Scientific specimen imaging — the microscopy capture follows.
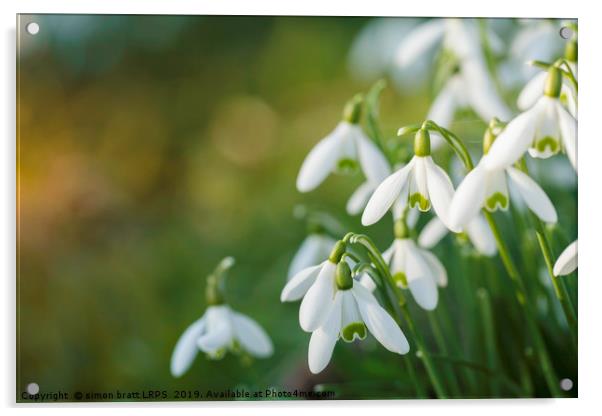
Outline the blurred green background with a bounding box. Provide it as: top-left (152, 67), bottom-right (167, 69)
top-left (17, 15), bottom-right (576, 401)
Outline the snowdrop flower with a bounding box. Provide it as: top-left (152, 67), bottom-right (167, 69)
top-left (381, 219), bottom-right (447, 311)
top-left (362, 128), bottom-right (457, 231)
top-left (518, 40), bottom-right (578, 117)
top-left (281, 241), bottom-right (345, 332)
top-left (394, 18), bottom-right (499, 69)
top-left (394, 18), bottom-right (510, 147)
top-left (553, 240), bottom-right (578, 276)
top-left (418, 215), bottom-right (497, 256)
top-left (450, 122), bottom-right (558, 230)
top-left (288, 231), bottom-right (337, 280)
top-left (308, 261), bottom-right (409, 374)
top-left (484, 67), bottom-right (577, 171)
top-left (170, 258), bottom-right (273, 378)
top-left (296, 95), bottom-right (389, 193)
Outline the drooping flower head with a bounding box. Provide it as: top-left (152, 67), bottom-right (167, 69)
top-left (484, 66), bottom-right (577, 172)
top-left (296, 95), bottom-right (390, 193)
top-left (381, 218), bottom-right (447, 311)
top-left (362, 127), bottom-right (458, 231)
top-left (308, 261), bottom-right (410, 374)
top-left (170, 257), bottom-right (273, 378)
top-left (394, 18), bottom-right (510, 149)
top-left (450, 119), bottom-right (558, 230)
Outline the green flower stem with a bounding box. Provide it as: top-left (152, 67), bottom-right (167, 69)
top-left (365, 79), bottom-right (391, 161)
top-left (428, 354), bottom-right (526, 397)
top-left (428, 312), bottom-right (462, 396)
top-left (532, 217), bottom-right (578, 347)
top-left (516, 159), bottom-right (578, 345)
top-left (484, 212), bottom-right (563, 397)
top-left (559, 59), bottom-right (578, 93)
top-left (433, 126), bottom-right (563, 397)
top-left (425, 122), bottom-right (474, 170)
top-left (399, 307), bottom-right (448, 399)
top-left (476, 288), bottom-right (501, 397)
top-left (349, 233), bottom-right (448, 398)
top-left (404, 355), bottom-right (427, 398)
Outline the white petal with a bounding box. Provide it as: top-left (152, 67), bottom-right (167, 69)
top-left (288, 235), bottom-right (326, 279)
top-left (553, 240), bottom-right (578, 276)
top-left (483, 106), bottom-right (538, 170)
top-left (427, 76), bottom-right (461, 128)
top-left (362, 160), bottom-right (414, 226)
top-left (405, 243), bottom-right (439, 310)
top-left (529, 97), bottom-right (562, 159)
top-left (389, 239), bottom-right (406, 276)
top-left (170, 316), bottom-right (206, 377)
top-left (449, 164), bottom-right (487, 229)
top-left (281, 263), bottom-right (322, 302)
top-left (465, 215), bottom-right (497, 256)
top-left (296, 124), bottom-right (346, 192)
top-left (231, 311), bottom-right (274, 358)
top-left (394, 19), bottom-right (445, 68)
top-left (308, 292), bottom-right (343, 374)
top-left (381, 241), bottom-right (395, 264)
top-left (557, 102), bottom-right (577, 171)
top-left (358, 273), bottom-right (377, 292)
top-left (352, 285), bottom-right (410, 354)
top-left (517, 72), bottom-right (546, 110)
top-left (355, 130), bottom-right (391, 183)
top-left (340, 291), bottom-right (366, 342)
top-left (409, 157), bottom-right (429, 210)
top-left (299, 261), bottom-right (336, 332)
top-left (506, 167), bottom-right (558, 223)
top-left (418, 217), bottom-right (448, 249)
top-left (419, 248), bottom-right (448, 287)
top-left (346, 182), bottom-right (375, 215)
top-left (197, 322), bottom-right (232, 354)
top-left (423, 156), bottom-right (458, 231)
top-left (464, 59), bottom-right (512, 121)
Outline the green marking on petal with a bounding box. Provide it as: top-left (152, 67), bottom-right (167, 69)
top-left (336, 158), bottom-right (359, 175)
top-left (409, 193), bottom-right (430, 211)
top-left (485, 192), bottom-right (509, 211)
top-left (341, 322), bottom-right (367, 343)
top-left (535, 137), bottom-right (560, 154)
top-left (206, 347), bottom-right (227, 360)
top-left (393, 271), bottom-right (408, 288)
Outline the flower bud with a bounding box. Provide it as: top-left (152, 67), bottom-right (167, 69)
top-left (335, 261), bottom-right (353, 290)
top-left (544, 67), bottom-right (563, 98)
top-left (328, 240), bottom-right (347, 264)
top-left (342, 94), bottom-right (363, 124)
top-left (414, 128), bottom-right (431, 157)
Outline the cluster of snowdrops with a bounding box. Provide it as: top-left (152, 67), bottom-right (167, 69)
top-left (169, 19), bottom-right (577, 398)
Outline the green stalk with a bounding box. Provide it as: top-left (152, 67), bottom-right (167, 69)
top-left (516, 159), bottom-right (578, 345)
top-left (349, 234), bottom-right (449, 399)
top-left (425, 124), bottom-right (563, 397)
top-left (532, 217), bottom-right (578, 346)
top-left (404, 355), bottom-right (427, 398)
top-left (428, 312), bottom-right (462, 396)
top-left (476, 288), bottom-right (501, 397)
top-left (484, 212), bottom-right (563, 397)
